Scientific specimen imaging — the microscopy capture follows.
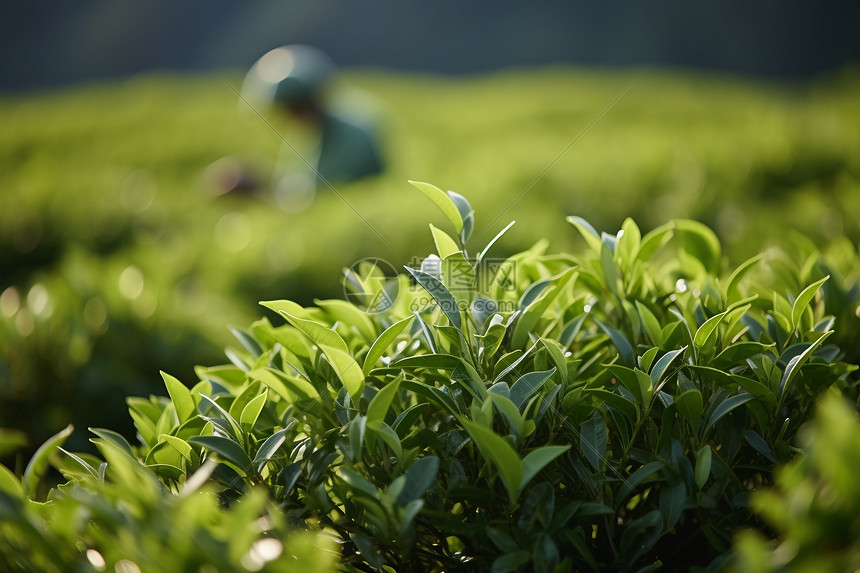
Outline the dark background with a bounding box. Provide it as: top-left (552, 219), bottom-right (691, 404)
top-left (2, 0), bottom-right (858, 91)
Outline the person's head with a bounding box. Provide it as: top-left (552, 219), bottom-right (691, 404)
top-left (242, 45), bottom-right (335, 122)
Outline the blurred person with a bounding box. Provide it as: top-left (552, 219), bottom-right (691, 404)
top-left (228, 44), bottom-right (384, 211)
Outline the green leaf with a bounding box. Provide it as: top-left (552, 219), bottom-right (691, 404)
top-left (540, 339), bottom-right (568, 384)
top-left (197, 394), bottom-right (244, 444)
top-left (57, 447), bottom-right (100, 481)
top-left (480, 321), bottom-right (507, 357)
top-left (401, 380), bottom-right (461, 416)
top-left (600, 243), bottom-right (621, 296)
top-left (477, 220), bottom-right (516, 264)
top-left (229, 326), bottom-right (263, 358)
top-left (447, 190), bottom-right (475, 242)
top-left (239, 390), bottom-right (268, 431)
top-left (368, 422), bottom-right (403, 458)
top-left (264, 298), bottom-right (315, 325)
top-left (392, 353), bottom-right (461, 371)
top-left (675, 389), bottom-right (704, 428)
top-left (512, 269), bottom-right (577, 349)
top-left (461, 420), bottom-right (523, 503)
top-left (659, 480), bottom-right (686, 529)
top-left (723, 253), bottom-right (763, 303)
top-left (650, 347), bottom-right (685, 388)
top-left (493, 342), bottom-right (537, 384)
top-left (595, 317), bottom-right (635, 367)
top-left (489, 393), bottom-right (526, 438)
top-left (338, 467), bottom-right (379, 498)
top-left (362, 315), bottom-right (414, 375)
top-left (393, 403), bottom-right (429, 436)
top-left (509, 368), bottom-right (556, 409)
top-left (160, 435), bottom-right (195, 464)
top-left (636, 302), bottom-right (664, 347)
top-left (580, 411), bottom-right (607, 472)
top-left (567, 216), bottom-right (604, 253)
top-left (229, 379), bottom-right (263, 421)
top-left (252, 427), bottom-right (290, 472)
top-left (441, 252), bottom-right (476, 313)
top-left (693, 311), bottom-right (727, 350)
top-left (413, 310), bottom-right (438, 352)
top-left (491, 551), bottom-right (531, 573)
top-left (635, 222), bottom-right (674, 262)
top-left (367, 373), bottom-right (403, 427)
top-left (701, 392), bottom-right (755, 438)
top-left (777, 330), bottom-right (833, 406)
top-left (617, 461), bottom-right (663, 504)
top-left (620, 510), bottom-right (664, 562)
top-left (278, 310), bottom-right (365, 402)
top-left (639, 347), bottom-right (660, 375)
top-left (731, 374), bottom-right (774, 399)
top-left (694, 446), bottom-right (712, 489)
top-left (743, 429), bottom-right (778, 464)
top-left (89, 427), bottom-right (135, 458)
top-left (790, 276), bottom-right (829, 331)
top-left (617, 218), bottom-right (642, 267)
top-left (712, 342), bottom-right (774, 369)
top-left (0, 465), bottom-right (22, 496)
top-left (249, 368), bottom-right (318, 403)
top-left (519, 280), bottom-right (550, 309)
top-left (607, 365), bottom-right (649, 405)
top-left (520, 446), bottom-right (570, 494)
top-left (188, 435), bottom-right (252, 474)
top-left (585, 389), bottom-right (638, 423)
top-left (161, 371), bottom-right (195, 423)
top-left (128, 407), bottom-right (157, 449)
top-left (409, 180), bottom-right (463, 233)
top-left (315, 298), bottom-right (377, 342)
top-left (397, 456), bottom-right (440, 505)
top-left (430, 223), bottom-right (461, 259)
top-left (675, 219), bottom-right (721, 273)
top-left (405, 266), bottom-right (462, 329)
top-left (24, 424), bottom-right (73, 497)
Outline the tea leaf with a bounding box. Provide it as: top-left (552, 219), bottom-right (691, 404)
top-left (520, 446), bottom-right (570, 494)
top-left (509, 368), bottom-right (556, 409)
top-left (409, 180), bottom-right (463, 233)
top-left (278, 310), bottom-right (365, 402)
top-left (24, 424), bottom-right (73, 498)
top-left (362, 315), bottom-right (414, 375)
top-left (405, 266), bottom-right (462, 329)
top-left (790, 276), bottom-right (829, 331)
top-left (367, 373), bottom-right (403, 427)
top-left (461, 420), bottom-right (523, 503)
top-left (429, 224), bottom-right (461, 259)
top-left (162, 371), bottom-right (195, 424)
top-left (580, 411), bottom-right (607, 472)
top-left (188, 435), bottom-right (252, 473)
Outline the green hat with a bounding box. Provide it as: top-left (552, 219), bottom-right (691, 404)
top-left (242, 45), bottom-right (335, 108)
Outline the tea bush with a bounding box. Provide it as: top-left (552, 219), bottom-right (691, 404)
top-left (3, 184), bottom-right (856, 571)
top-left (0, 426), bottom-right (337, 572)
top-left (3, 69), bottom-right (860, 451)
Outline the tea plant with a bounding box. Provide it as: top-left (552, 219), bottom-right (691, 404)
top-left (0, 425), bottom-right (337, 572)
top-left (730, 392), bottom-right (860, 572)
top-left (3, 69), bottom-right (860, 457)
top-left (2, 183), bottom-right (857, 571)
